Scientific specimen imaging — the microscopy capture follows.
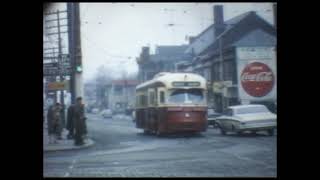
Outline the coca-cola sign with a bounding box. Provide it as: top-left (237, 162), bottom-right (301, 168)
top-left (241, 62), bottom-right (275, 97)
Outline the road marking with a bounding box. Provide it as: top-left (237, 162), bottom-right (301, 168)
top-left (64, 159), bottom-right (77, 177)
top-left (217, 149), bottom-right (272, 168)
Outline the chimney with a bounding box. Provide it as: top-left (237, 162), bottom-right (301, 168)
top-left (189, 36), bottom-right (196, 44)
top-left (142, 46), bottom-right (150, 56)
top-left (141, 46), bottom-right (150, 62)
top-left (213, 5), bottom-right (225, 38)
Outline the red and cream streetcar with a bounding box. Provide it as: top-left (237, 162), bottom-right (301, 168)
top-left (135, 72), bottom-right (208, 136)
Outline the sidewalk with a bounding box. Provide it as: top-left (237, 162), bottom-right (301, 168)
top-left (43, 123), bottom-right (95, 152)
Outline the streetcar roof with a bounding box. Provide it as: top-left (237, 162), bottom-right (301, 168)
top-left (136, 72), bottom-right (207, 90)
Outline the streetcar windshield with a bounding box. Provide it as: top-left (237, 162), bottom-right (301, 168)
top-left (169, 89), bottom-right (186, 103)
top-left (168, 89), bottom-right (204, 104)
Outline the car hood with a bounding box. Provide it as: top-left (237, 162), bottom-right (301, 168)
top-left (235, 113), bottom-right (277, 122)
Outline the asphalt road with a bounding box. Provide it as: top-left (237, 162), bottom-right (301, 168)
top-left (43, 113), bottom-right (277, 177)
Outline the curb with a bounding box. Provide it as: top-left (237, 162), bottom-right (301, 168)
top-left (43, 138), bottom-right (95, 152)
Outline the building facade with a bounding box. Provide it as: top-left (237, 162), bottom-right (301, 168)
top-left (177, 5), bottom-right (277, 112)
top-left (137, 45), bottom-right (193, 83)
top-left (106, 80), bottom-right (139, 113)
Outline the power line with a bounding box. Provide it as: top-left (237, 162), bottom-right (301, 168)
top-left (82, 32), bottom-right (133, 60)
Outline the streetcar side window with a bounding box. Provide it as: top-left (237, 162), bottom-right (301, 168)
top-left (136, 96), bottom-right (140, 107)
top-left (142, 95), bottom-right (147, 107)
top-left (149, 91), bottom-right (155, 106)
top-left (160, 91), bottom-right (165, 103)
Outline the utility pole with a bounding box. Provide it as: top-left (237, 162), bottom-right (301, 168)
top-left (68, 3), bottom-right (83, 104)
top-left (57, 10), bottom-right (65, 106)
top-left (67, 3), bottom-right (75, 104)
top-left (219, 37), bottom-right (225, 111)
top-left (123, 71), bottom-right (129, 110)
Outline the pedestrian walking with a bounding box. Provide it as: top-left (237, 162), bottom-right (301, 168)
top-left (73, 97), bottom-right (87, 146)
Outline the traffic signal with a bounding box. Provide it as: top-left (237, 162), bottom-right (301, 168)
top-left (76, 65), bottom-right (82, 73)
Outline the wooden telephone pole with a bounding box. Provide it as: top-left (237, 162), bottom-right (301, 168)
top-left (67, 2), bottom-right (83, 104)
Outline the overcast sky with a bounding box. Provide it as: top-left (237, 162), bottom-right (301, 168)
top-left (44, 3), bottom-right (275, 82)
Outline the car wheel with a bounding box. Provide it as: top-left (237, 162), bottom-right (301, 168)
top-left (267, 129), bottom-right (274, 136)
top-left (251, 131), bottom-right (257, 135)
top-left (220, 128), bottom-right (226, 135)
top-left (231, 125), bottom-right (236, 132)
top-left (155, 129), bottom-right (161, 137)
top-left (155, 125), bottom-right (163, 137)
top-left (237, 131), bottom-right (244, 135)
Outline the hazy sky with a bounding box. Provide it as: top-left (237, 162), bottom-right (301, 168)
top-left (44, 3), bottom-right (274, 82)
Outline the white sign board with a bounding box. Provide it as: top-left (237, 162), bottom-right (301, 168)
top-left (236, 47), bottom-right (277, 102)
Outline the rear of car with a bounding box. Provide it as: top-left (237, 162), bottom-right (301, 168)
top-left (101, 109), bottom-right (113, 118)
top-left (207, 108), bottom-right (221, 127)
top-left (216, 105), bottom-right (277, 136)
top-left (236, 115), bottom-right (276, 134)
top-left (92, 108), bottom-right (99, 114)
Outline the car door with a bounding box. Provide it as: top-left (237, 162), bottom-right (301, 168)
top-left (224, 109), bottom-right (235, 131)
top-left (217, 109), bottom-right (232, 130)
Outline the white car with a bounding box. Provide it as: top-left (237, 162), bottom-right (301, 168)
top-left (101, 109), bottom-right (112, 118)
top-left (91, 108), bottom-right (99, 114)
top-left (215, 104), bottom-right (277, 136)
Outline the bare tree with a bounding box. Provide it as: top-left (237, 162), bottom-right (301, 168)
top-left (94, 65), bottom-right (113, 109)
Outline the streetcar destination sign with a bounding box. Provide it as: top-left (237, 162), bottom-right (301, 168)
top-left (172, 82), bottom-right (200, 87)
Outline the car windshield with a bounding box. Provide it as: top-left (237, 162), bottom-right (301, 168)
top-left (236, 106), bottom-right (269, 114)
top-left (168, 89), bottom-right (204, 104)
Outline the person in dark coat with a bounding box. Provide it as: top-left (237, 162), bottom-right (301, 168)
top-left (56, 104), bottom-right (65, 140)
top-left (66, 104), bottom-right (75, 139)
top-left (47, 103), bottom-right (62, 144)
top-left (47, 104), bottom-right (54, 143)
top-left (73, 97), bottom-right (87, 146)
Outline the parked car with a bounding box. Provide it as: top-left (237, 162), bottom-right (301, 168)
top-left (113, 108), bottom-right (125, 115)
top-left (207, 108), bottom-right (222, 128)
top-left (101, 109), bottom-right (112, 118)
top-left (215, 104), bottom-right (277, 136)
top-left (85, 106), bottom-right (92, 113)
top-left (91, 108), bottom-right (99, 114)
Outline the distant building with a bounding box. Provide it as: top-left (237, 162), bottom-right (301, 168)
top-left (137, 45), bottom-right (193, 83)
top-left (177, 5), bottom-right (277, 112)
top-left (106, 79), bottom-right (139, 113)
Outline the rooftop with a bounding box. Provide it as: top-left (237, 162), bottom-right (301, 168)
top-left (156, 45), bottom-right (189, 55)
